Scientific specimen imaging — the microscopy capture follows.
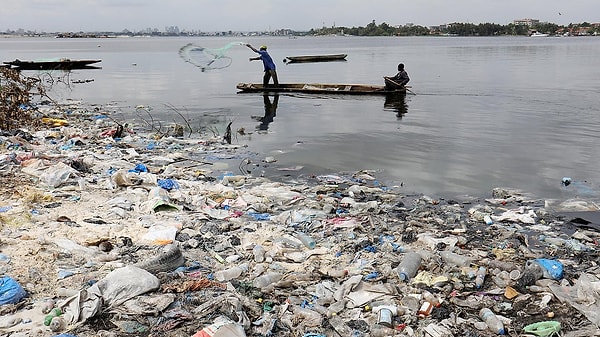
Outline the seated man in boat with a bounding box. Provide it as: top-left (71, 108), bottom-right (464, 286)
top-left (384, 63), bottom-right (410, 90)
top-left (246, 44), bottom-right (279, 88)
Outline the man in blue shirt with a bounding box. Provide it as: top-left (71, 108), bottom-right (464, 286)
top-left (246, 44), bottom-right (279, 88)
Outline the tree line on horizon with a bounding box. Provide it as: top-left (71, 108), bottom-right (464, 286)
top-left (308, 20), bottom-right (599, 36)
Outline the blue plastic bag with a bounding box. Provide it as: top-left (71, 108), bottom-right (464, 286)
top-left (0, 276), bottom-right (27, 305)
top-left (129, 163), bottom-right (148, 173)
top-left (535, 258), bottom-right (564, 280)
top-left (157, 179), bottom-right (179, 191)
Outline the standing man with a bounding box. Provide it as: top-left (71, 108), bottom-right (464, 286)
top-left (246, 44), bottom-right (279, 88)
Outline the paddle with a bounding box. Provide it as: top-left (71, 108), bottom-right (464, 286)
top-left (383, 77), bottom-right (416, 95)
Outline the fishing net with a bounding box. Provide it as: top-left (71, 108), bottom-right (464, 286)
top-left (179, 41), bottom-right (245, 72)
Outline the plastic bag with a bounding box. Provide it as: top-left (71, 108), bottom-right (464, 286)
top-left (549, 273), bottom-right (600, 326)
top-left (0, 276), bottom-right (27, 305)
top-left (523, 321), bottom-right (561, 337)
top-left (157, 178), bottom-right (179, 190)
top-left (40, 162), bottom-right (78, 188)
top-left (535, 258), bottom-right (564, 280)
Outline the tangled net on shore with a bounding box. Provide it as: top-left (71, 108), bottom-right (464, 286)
top-left (179, 41), bottom-right (245, 72)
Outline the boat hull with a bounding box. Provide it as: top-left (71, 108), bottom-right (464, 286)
top-left (236, 83), bottom-right (406, 95)
top-left (284, 54), bottom-right (347, 63)
top-left (3, 59), bottom-right (102, 70)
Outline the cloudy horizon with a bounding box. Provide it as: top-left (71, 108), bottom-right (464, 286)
top-left (1, 0), bottom-right (598, 33)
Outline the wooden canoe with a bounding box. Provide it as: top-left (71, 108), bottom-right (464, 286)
top-left (3, 59), bottom-right (101, 70)
top-left (236, 83), bottom-right (407, 95)
top-left (284, 54), bottom-right (347, 63)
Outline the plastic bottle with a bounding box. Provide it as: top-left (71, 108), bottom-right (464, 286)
top-left (396, 252), bottom-right (422, 281)
top-left (214, 263), bottom-right (247, 282)
top-left (475, 266), bottom-right (487, 288)
top-left (44, 307), bottom-right (62, 326)
top-left (515, 260), bottom-right (544, 291)
top-left (479, 308), bottom-right (505, 335)
top-left (294, 232), bottom-right (316, 249)
top-left (487, 259), bottom-right (517, 271)
top-left (440, 250), bottom-right (472, 267)
top-left (422, 291), bottom-right (440, 307)
top-left (252, 244), bottom-right (266, 263)
top-left (253, 272), bottom-right (283, 289)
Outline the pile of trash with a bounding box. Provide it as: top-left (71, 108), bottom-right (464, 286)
top-left (1, 102), bottom-right (599, 337)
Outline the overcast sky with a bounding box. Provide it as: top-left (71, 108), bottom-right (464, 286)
top-left (2, 0), bottom-right (598, 32)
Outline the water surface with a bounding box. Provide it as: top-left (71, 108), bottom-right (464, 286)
top-left (2, 36), bottom-right (599, 200)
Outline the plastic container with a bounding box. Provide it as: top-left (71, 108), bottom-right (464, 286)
top-left (294, 232), bottom-right (316, 249)
top-left (253, 272), bottom-right (282, 289)
top-left (480, 308), bottom-right (505, 335)
top-left (440, 250), bottom-right (472, 267)
top-left (417, 301), bottom-right (434, 318)
top-left (377, 308), bottom-right (393, 327)
top-left (475, 266), bottom-right (487, 288)
top-left (396, 252), bottom-right (422, 281)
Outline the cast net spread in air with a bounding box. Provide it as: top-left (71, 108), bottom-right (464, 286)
top-left (179, 42), bottom-right (245, 71)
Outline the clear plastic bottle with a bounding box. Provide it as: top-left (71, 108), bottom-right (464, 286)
top-left (422, 290), bottom-right (440, 307)
top-left (253, 244), bottom-right (266, 263)
top-left (214, 263), bottom-right (247, 282)
top-left (487, 259), bottom-right (517, 271)
top-left (475, 266), bottom-right (487, 288)
top-left (440, 250), bottom-right (472, 267)
top-left (295, 232), bottom-right (316, 249)
top-left (479, 308), bottom-right (505, 335)
top-left (253, 272), bottom-right (283, 289)
top-left (396, 252), bottom-right (422, 281)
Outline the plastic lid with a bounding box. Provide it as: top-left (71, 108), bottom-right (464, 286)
top-left (398, 272), bottom-right (408, 281)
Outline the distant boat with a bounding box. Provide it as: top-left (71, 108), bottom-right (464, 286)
top-left (3, 58), bottom-right (101, 70)
top-left (530, 32), bottom-right (549, 37)
top-left (284, 54), bottom-right (347, 63)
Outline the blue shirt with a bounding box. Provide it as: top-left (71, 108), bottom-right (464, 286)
top-left (257, 50), bottom-right (276, 71)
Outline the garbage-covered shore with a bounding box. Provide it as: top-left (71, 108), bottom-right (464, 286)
top-left (1, 101), bottom-right (600, 337)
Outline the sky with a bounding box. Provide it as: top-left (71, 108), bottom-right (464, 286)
top-left (1, 0), bottom-right (598, 33)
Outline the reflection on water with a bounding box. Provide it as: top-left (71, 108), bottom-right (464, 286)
top-left (256, 93), bottom-right (279, 130)
top-left (383, 93), bottom-right (408, 119)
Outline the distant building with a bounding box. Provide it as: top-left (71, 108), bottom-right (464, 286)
top-left (513, 18), bottom-right (540, 26)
